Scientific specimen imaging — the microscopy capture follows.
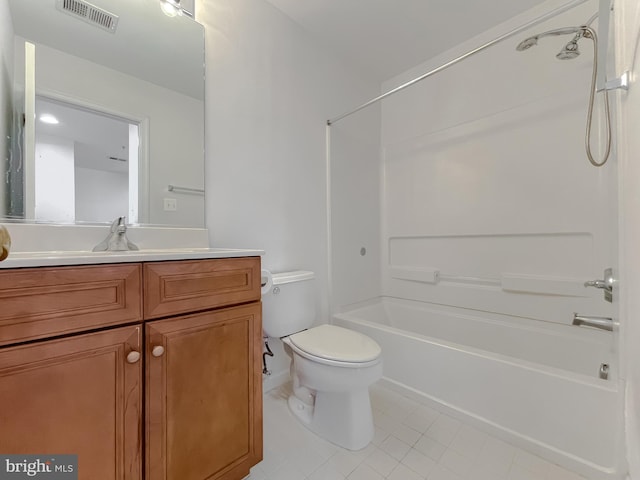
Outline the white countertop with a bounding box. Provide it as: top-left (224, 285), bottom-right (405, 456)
top-left (0, 248), bottom-right (265, 269)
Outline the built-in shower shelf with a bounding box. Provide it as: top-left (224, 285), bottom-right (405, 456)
top-left (501, 273), bottom-right (588, 297)
top-left (390, 267), bottom-right (439, 284)
top-left (389, 267), bottom-right (588, 297)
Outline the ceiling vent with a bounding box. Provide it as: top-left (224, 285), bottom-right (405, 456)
top-left (56, 0), bottom-right (119, 33)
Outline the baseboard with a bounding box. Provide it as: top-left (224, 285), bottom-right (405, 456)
top-left (378, 377), bottom-right (626, 480)
top-left (262, 368), bottom-right (290, 393)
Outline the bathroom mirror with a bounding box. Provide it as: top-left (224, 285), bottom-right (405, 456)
top-left (1, 0), bottom-right (205, 227)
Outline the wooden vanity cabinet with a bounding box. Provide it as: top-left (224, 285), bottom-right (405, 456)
top-left (0, 256), bottom-right (263, 480)
top-left (0, 324), bottom-right (143, 480)
top-left (144, 257), bottom-right (263, 480)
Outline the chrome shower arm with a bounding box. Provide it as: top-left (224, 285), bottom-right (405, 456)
top-left (536, 26), bottom-right (583, 37)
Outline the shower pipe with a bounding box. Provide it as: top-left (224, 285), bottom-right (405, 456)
top-left (326, 0), bottom-right (589, 126)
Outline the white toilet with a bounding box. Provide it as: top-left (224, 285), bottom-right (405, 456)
top-left (262, 270), bottom-right (383, 451)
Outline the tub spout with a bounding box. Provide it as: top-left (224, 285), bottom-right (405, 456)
top-left (572, 314), bottom-right (615, 331)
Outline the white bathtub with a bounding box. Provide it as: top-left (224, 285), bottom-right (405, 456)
top-left (332, 297), bottom-right (625, 479)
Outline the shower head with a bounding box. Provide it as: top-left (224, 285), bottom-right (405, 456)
top-left (556, 34), bottom-right (582, 59)
top-left (556, 47), bottom-right (580, 60)
top-left (516, 36), bottom-right (538, 51)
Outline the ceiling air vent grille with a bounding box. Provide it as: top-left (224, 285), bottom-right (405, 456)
top-left (56, 0), bottom-right (119, 33)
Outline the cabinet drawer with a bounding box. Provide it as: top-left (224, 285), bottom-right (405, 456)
top-left (143, 257), bottom-right (260, 319)
top-left (0, 263), bottom-right (142, 346)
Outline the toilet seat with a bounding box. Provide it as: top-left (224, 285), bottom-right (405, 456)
top-left (287, 324), bottom-right (381, 368)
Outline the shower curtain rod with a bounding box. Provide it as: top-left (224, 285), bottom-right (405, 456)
top-left (327, 0), bottom-right (588, 126)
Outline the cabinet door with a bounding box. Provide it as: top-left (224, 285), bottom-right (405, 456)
top-left (146, 303), bottom-right (263, 480)
top-left (0, 325), bottom-right (142, 480)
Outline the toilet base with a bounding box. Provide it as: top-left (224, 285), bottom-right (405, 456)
top-left (287, 388), bottom-right (375, 451)
top-left (288, 394), bottom-right (314, 426)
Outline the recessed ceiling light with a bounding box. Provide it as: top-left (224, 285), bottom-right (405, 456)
top-left (39, 114), bottom-right (59, 125)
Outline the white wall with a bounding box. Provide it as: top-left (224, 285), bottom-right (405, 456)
top-left (75, 167), bottom-right (128, 223)
top-left (198, 0), bottom-right (380, 387)
top-left (329, 109), bottom-right (382, 310)
top-left (615, 0), bottom-right (640, 477)
top-left (32, 44), bottom-right (204, 226)
top-left (0, 0), bottom-right (13, 215)
top-left (34, 134), bottom-right (75, 222)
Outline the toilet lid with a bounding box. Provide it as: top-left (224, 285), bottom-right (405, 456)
top-left (289, 324), bottom-right (381, 363)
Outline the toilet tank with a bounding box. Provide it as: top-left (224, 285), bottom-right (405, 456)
top-left (262, 270), bottom-right (316, 338)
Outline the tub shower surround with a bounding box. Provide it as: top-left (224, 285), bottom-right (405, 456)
top-left (327, 1), bottom-right (621, 477)
top-left (333, 298), bottom-right (621, 479)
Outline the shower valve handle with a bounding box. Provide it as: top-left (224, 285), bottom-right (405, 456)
top-left (584, 268), bottom-right (614, 303)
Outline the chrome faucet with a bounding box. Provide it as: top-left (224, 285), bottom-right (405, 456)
top-left (92, 216), bottom-right (139, 252)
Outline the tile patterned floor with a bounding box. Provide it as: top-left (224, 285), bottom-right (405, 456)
top-left (248, 382), bottom-right (588, 480)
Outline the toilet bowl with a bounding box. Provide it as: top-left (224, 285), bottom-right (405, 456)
top-left (283, 324), bottom-right (382, 450)
top-left (261, 270), bottom-right (383, 450)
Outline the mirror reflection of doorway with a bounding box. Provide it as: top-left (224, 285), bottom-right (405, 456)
top-left (34, 96), bottom-right (139, 223)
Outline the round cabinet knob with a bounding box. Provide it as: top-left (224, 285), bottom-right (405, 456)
top-left (126, 351), bottom-right (141, 364)
top-left (152, 345), bottom-right (165, 357)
